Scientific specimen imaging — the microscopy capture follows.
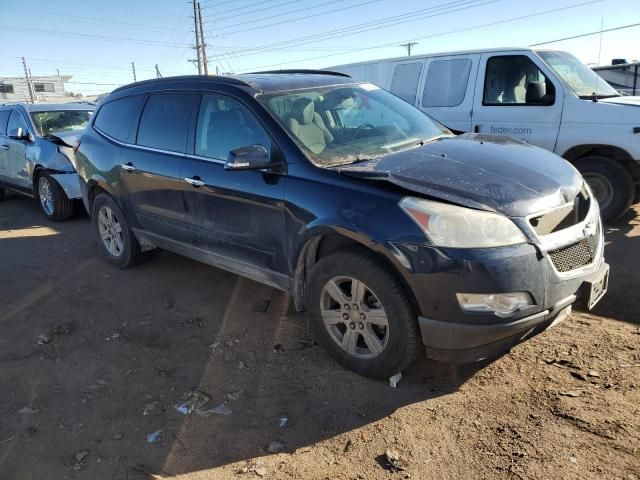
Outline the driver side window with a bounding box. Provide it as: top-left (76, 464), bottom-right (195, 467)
top-left (483, 55), bottom-right (554, 106)
top-left (7, 110), bottom-right (28, 134)
top-left (195, 94), bottom-right (270, 161)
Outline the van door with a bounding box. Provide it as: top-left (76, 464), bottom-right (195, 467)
top-left (472, 52), bottom-right (562, 150)
top-left (419, 54), bottom-right (478, 132)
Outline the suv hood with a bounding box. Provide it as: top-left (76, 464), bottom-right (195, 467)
top-left (337, 134), bottom-right (583, 217)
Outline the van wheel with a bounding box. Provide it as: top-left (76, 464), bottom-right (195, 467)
top-left (36, 172), bottom-right (74, 221)
top-left (575, 156), bottom-right (634, 222)
top-left (307, 247), bottom-right (421, 379)
top-left (91, 193), bottom-right (147, 268)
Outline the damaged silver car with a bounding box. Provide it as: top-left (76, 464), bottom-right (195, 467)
top-left (0, 102), bottom-right (94, 220)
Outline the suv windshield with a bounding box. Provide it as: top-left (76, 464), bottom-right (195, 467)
top-left (258, 83), bottom-right (450, 167)
top-left (537, 50), bottom-right (619, 99)
top-left (30, 110), bottom-right (92, 136)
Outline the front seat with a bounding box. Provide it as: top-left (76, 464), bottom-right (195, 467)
top-left (287, 98), bottom-right (334, 154)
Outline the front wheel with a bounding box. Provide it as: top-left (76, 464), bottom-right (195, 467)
top-left (307, 248), bottom-right (421, 379)
top-left (575, 156), bottom-right (634, 222)
top-left (91, 193), bottom-right (147, 268)
top-left (36, 172), bottom-right (74, 221)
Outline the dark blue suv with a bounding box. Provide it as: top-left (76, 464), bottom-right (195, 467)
top-left (75, 72), bottom-right (608, 378)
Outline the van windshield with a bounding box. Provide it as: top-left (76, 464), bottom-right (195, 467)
top-left (537, 50), bottom-right (619, 99)
top-left (257, 83), bottom-right (450, 167)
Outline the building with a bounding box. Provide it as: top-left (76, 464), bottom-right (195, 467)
top-left (0, 74), bottom-right (75, 104)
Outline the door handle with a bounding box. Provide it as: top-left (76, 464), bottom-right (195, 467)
top-left (0, 145), bottom-right (9, 150)
top-left (184, 176), bottom-right (205, 187)
top-left (121, 163), bottom-right (136, 172)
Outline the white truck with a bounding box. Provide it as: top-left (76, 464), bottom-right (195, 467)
top-left (332, 48), bottom-right (640, 221)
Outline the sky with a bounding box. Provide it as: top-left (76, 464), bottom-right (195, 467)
top-left (0, 0), bottom-right (638, 95)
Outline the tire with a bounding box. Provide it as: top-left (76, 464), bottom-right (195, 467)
top-left (36, 171), bottom-right (74, 221)
top-left (307, 247), bottom-right (422, 379)
top-left (91, 193), bottom-right (147, 268)
top-left (574, 156), bottom-right (634, 222)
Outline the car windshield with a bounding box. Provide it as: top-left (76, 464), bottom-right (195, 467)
top-left (537, 50), bottom-right (619, 99)
top-left (30, 110), bottom-right (92, 136)
top-left (257, 83), bottom-right (450, 167)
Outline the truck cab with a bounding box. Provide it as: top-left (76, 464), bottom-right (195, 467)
top-left (332, 48), bottom-right (640, 221)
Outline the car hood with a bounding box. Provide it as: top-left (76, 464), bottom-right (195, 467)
top-left (44, 131), bottom-right (80, 148)
top-left (336, 134), bottom-right (583, 217)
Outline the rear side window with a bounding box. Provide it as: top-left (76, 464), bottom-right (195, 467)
top-left (0, 110), bottom-right (10, 135)
top-left (137, 93), bottom-right (195, 153)
top-left (422, 59), bottom-right (472, 107)
top-left (94, 95), bottom-right (143, 142)
top-left (389, 62), bottom-right (423, 104)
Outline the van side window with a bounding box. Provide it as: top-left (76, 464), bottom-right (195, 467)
top-left (7, 110), bottom-right (28, 134)
top-left (484, 55), bottom-right (555, 106)
top-left (94, 95), bottom-right (143, 142)
top-left (0, 110), bottom-right (10, 135)
top-left (195, 94), bottom-right (270, 161)
top-left (390, 63), bottom-right (423, 105)
top-left (422, 59), bottom-right (472, 107)
top-left (137, 93), bottom-right (196, 152)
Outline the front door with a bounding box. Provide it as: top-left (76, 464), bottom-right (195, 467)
top-left (181, 93), bottom-right (287, 279)
top-left (4, 109), bottom-right (32, 190)
top-left (472, 52), bottom-right (563, 151)
top-left (119, 92), bottom-right (196, 243)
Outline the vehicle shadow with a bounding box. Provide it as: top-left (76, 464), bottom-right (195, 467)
top-left (0, 195), bottom-right (484, 479)
top-left (585, 203), bottom-right (640, 324)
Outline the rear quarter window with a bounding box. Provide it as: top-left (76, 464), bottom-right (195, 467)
top-left (94, 95), bottom-right (143, 142)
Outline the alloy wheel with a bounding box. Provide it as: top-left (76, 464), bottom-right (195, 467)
top-left (320, 276), bottom-right (389, 359)
top-left (97, 206), bottom-right (124, 257)
top-left (38, 176), bottom-right (55, 216)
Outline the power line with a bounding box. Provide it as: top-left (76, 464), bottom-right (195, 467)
top-left (205, 0), bottom-right (310, 23)
top-left (529, 22), bottom-right (640, 46)
top-left (200, 0), bottom-right (282, 15)
top-left (237, 0), bottom-right (603, 71)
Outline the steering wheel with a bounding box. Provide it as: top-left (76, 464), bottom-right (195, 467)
top-left (351, 123), bottom-right (375, 140)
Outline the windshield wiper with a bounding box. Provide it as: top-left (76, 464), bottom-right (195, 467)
top-left (579, 92), bottom-right (621, 101)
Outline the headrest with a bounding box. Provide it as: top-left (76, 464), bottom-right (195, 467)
top-left (292, 98), bottom-right (315, 125)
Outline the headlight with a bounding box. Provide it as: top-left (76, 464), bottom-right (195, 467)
top-left (399, 197), bottom-right (527, 248)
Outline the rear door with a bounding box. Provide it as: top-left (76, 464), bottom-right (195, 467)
top-left (180, 92), bottom-right (287, 280)
top-left (419, 54), bottom-right (478, 132)
top-left (118, 92), bottom-right (196, 243)
top-left (472, 52), bottom-right (563, 150)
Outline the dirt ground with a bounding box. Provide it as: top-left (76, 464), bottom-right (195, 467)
top-left (0, 192), bottom-right (638, 480)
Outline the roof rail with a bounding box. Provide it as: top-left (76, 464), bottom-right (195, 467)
top-left (248, 69), bottom-right (351, 78)
top-left (111, 75), bottom-right (260, 94)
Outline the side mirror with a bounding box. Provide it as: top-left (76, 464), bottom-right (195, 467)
top-left (224, 145), bottom-right (276, 171)
top-left (8, 127), bottom-right (32, 142)
top-left (526, 82), bottom-right (554, 105)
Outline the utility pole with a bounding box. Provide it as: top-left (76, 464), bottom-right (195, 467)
top-left (197, 2), bottom-right (208, 75)
top-left (399, 42), bottom-right (418, 56)
top-left (155, 64), bottom-right (162, 78)
top-left (21, 57), bottom-right (35, 104)
top-left (131, 62), bottom-right (137, 82)
top-left (192, 0), bottom-right (202, 75)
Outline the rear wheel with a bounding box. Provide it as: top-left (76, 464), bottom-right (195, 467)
top-left (575, 156), bottom-right (634, 222)
top-left (36, 171), bottom-right (74, 221)
top-left (91, 193), bottom-right (147, 268)
top-left (307, 247), bottom-right (421, 379)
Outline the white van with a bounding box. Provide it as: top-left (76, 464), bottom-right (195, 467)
top-left (332, 48), bottom-right (640, 221)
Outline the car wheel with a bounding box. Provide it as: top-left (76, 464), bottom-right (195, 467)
top-left (91, 193), bottom-right (147, 268)
top-left (575, 156), bottom-right (634, 222)
top-left (307, 247), bottom-right (421, 379)
top-left (36, 172), bottom-right (74, 221)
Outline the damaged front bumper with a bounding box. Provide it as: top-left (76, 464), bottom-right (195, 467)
top-left (51, 173), bottom-right (82, 199)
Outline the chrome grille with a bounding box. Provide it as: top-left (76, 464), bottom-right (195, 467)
top-left (548, 229), bottom-right (600, 273)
